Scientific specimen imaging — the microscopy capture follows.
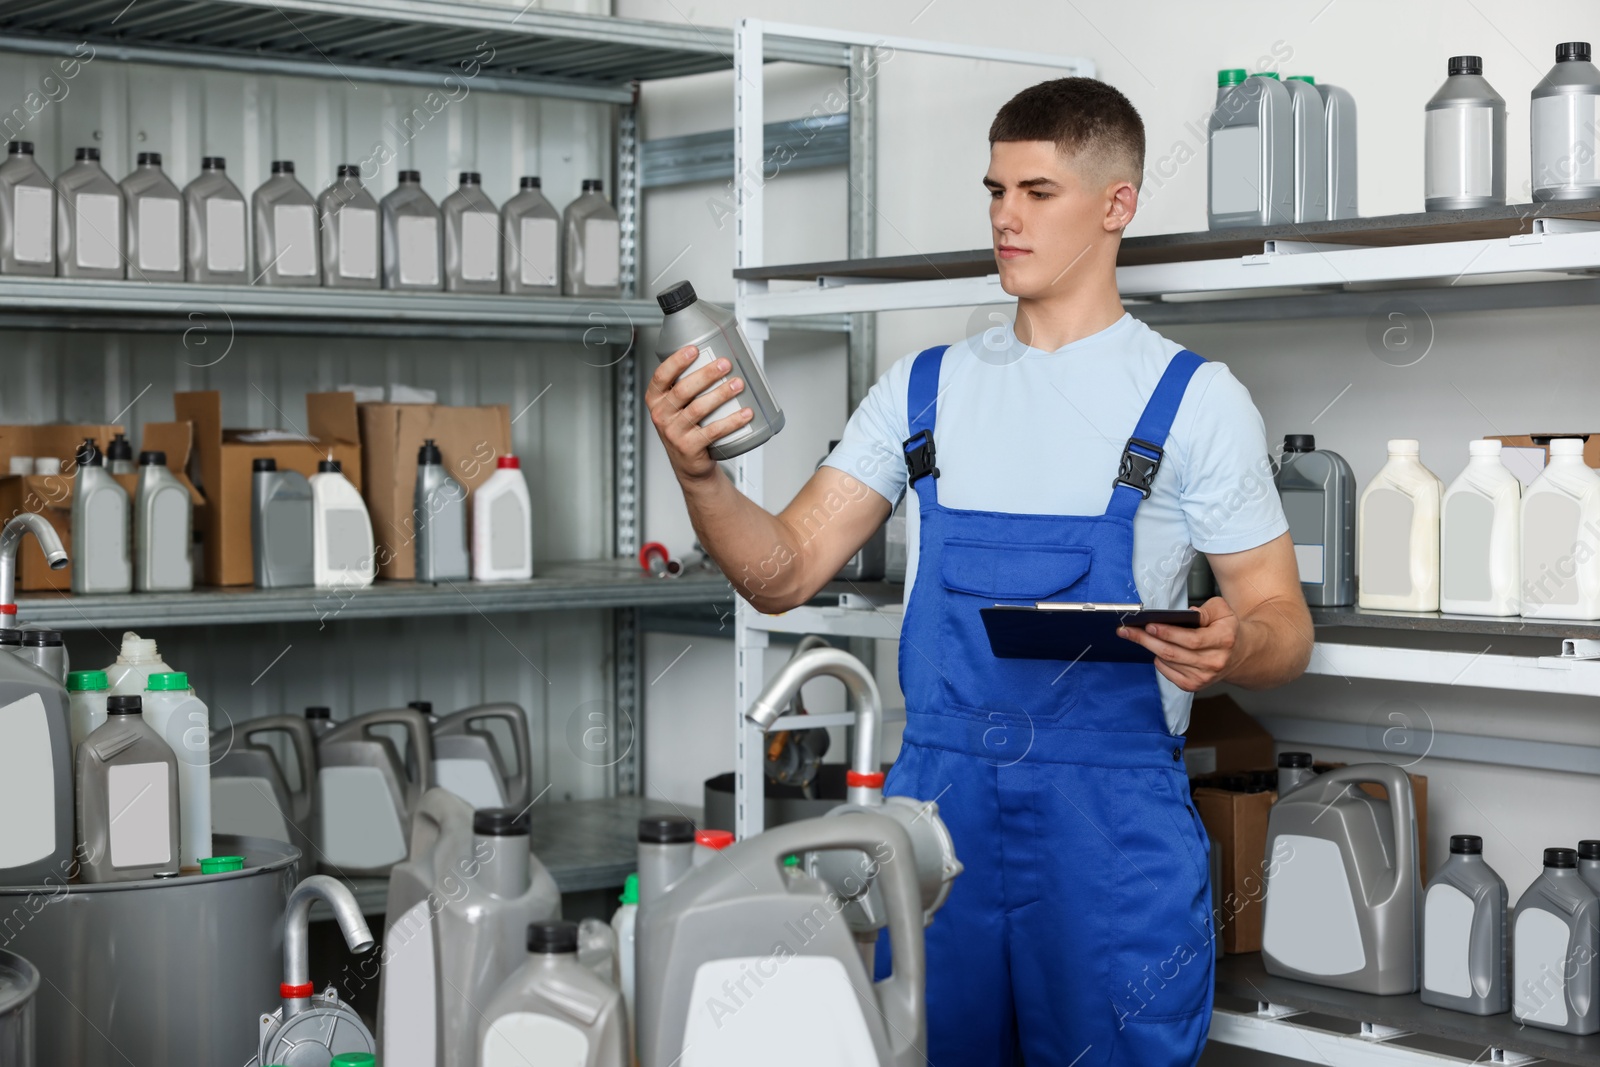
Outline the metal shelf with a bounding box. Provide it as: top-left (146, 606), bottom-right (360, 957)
top-left (14, 559), bottom-right (730, 630)
top-left (0, 0), bottom-right (849, 104)
top-left (1311, 604), bottom-right (1600, 641)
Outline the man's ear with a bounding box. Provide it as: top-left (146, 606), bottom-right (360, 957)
top-left (1105, 180), bottom-right (1137, 233)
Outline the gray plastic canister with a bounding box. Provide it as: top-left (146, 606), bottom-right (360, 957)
top-left (1276, 434), bottom-right (1355, 607)
top-left (1424, 56), bottom-right (1506, 210)
top-left (0, 948), bottom-right (37, 1067)
top-left (1421, 834), bottom-right (1508, 1015)
top-left (1513, 847), bottom-right (1600, 1033)
top-left (1532, 42), bottom-right (1600, 201)
top-left (1207, 70), bottom-right (1294, 228)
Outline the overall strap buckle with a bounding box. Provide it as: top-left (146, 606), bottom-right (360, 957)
top-left (903, 429), bottom-right (940, 484)
top-left (1115, 437), bottom-right (1164, 499)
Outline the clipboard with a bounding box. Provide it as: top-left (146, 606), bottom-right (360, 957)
top-left (979, 602), bottom-right (1202, 663)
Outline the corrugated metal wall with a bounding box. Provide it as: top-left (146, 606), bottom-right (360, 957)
top-left (5, 51), bottom-right (624, 802)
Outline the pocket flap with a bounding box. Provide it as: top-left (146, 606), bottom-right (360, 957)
top-left (940, 539), bottom-right (1092, 600)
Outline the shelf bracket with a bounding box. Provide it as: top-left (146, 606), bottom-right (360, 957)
top-left (1357, 1020), bottom-right (1411, 1042)
top-left (1256, 1001), bottom-right (1304, 1020)
top-left (1486, 1047), bottom-right (1539, 1065)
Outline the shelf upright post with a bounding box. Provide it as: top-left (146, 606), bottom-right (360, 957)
top-left (612, 99), bottom-right (644, 797)
top-left (844, 43), bottom-right (880, 694)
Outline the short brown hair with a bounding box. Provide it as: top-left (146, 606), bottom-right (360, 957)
top-left (989, 77), bottom-right (1145, 189)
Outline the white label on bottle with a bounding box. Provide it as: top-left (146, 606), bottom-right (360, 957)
top-left (1210, 125), bottom-right (1261, 216)
top-left (1515, 907), bottom-right (1573, 1026)
top-left (322, 507), bottom-right (369, 572)
top-left (1361, 487), bottom-right (1416, 598)
top-left (1425, 107), bottom-right (1494, 200)
top-left (147, 483), bottom-right (190, 589)
top-left (1294, 544), bottom-right (1324, 586)
top-left (0, 693), bottom-right (55, 869)
top-left (1533, 94), bottom-right (1600, 192)
top-left (13, 185), bottom-right (52, 263)
top-left (1442, 492), bottom-right (1494, 604)
top-left (398, 215), bottom-right (439, 286)
top-left (482, 1012), bottom-right (588, 1067)
top-left (676, 342), bottom-right (744, 430)
top-left (683, 957), bottom-right (878, 1066)
top-left (461, 211), bottom-right (499, 282)
top-left (85, 486), bottom-right (130, 590)
top-left (1524, 492), bottom-right (1583, 607)
top-left (205, 198), bottom-right (246, 273)
top-left (108, 761), bottom-right (171, 868)
top-left (433, 757), bottom-right (507, 809)
top-left (582, 217), bottom-right (620, 288)
top-left (75, 192), bottom-right (121, 269)
top-left (1261, 834), bottom-right (1366, 976)
top-left (518, 216), bottom-right (557, 287)
top-left (316, 765), bottom-right (406, 867)
top-left (382, 899), bottom-right (438, 1067)
top-left (1423, 882), bottom-right (1475, 998)
top-left (210, 777), bottom-right (290, 842)
top-left (339, 206), bottom-right (377, 279)
top-left (273, 203), bottom-right (318, 277)
top-left (137, 197), bottom-right (181, 273)
top-left (489, 491), bottom-right (527, 573)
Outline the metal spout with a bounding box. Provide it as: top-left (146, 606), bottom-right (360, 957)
top-left (0, 514), bottom-right (67, 624)
top-left (282, 875), bottom-right (372, 1001)
top-left (745, 646), bottom-right (883, 806)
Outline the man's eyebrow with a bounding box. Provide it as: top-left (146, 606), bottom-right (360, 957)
top-left (982, 176), bottom-right (1061, 189)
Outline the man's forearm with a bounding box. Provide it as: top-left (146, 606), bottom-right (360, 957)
top-left (680, 468), bottom-right (809, 612)
top-left (1225, 595), bottom-right (1314, 689)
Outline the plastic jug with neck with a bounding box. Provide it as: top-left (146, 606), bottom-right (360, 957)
top-left (1532, 42), bottom-right (1600, 201)
top-left (0, 141), bottom-right (55, 275)
top-left (182, 156), bottom-right (248, 283)
top-left (106, 432), bottom-right (134, 475)
top-left (1276, 751), bottom-right (1316, 795)
top-left (312, 457), bottom-right (375, 589)
top-left (56, 146), bottom-right (124, 279)
top-left (1276, 433), bottom-right (1355, 606)
top-left (1440, 439), bottom-right (1521, 616)
top-left (20, 630), bottom-right (64, 685)
top-left (501, 175), bottom-right (560, 295)
top-left (562, 178), bottom-right (621, 296)
top-left (120, 151), bottom-right (183, 282)
top-left (478, 919), bottom-right (628, 1067)
top-left (471, 455), bottom-right (533, 581)
top-left (1283, 75), bottom-right (1328, 223)
top-left (210, 713), bottom-right (317, 847)
top-left (612, 873), bottom-right (639, 1046)
top-left (379, 793), bottom-right (561, 1067)
top-left (1208, 69), bottom-right (1294, 228)
top-left (442, 171), bottom-right (501, 293)
top-left (103, 632), bottom-right (173, 696)
top-left (1425, 56), bottom-right (1506, 210)
top-left (134, 449), bottom-right (194, 592)
top-left (141, 671), bottom-right (212, 869)
top-left (76, 695), bottom-right (181, 883)
top-left (1358, 439), bottom-right (1443, 611)
top-left (1315, 82), bottom-right (1358, 219)
top-left (67, 669), bottom-right (109, 750)
top-left (315, 706), bottom-right (433, 877)
top-left (1521, 437), bottom-right (1600, 619)
top-left (415, 439), bottom-right (470, 581)
top-left (71, 437), bottom-right (132, 594)
top-left (252, 457), bottom-right (314, 588)
top-left (1421, 834), bottom-right (1508, 1015)
top-left (381, 169), bottom-right (442, 290)
top-left (430, 702), bottom-right (533, 810)
top-left (1513, 847), bottom-right (1600, 1033)
top-left (252, 159), bottom-right (321, 285)
top-left (318, 164), bottom-right (381, 288)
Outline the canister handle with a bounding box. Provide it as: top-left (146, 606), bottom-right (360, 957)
top-left (1308, 763), bottom-right (1417, 906)
top-left (450, 703), bottom-right (533, 810)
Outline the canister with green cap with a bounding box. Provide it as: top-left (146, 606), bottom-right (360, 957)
top-left (1283, 75), bottom-right (1327, 222)
top-left (1208, 68), bottom-right (1294, 228)
top-left (67, 668), bottom-right (110, 750)
top-left (611, 872), bottom-right (639, 1046)
top-left (142, 671), bottom-right (212, 868)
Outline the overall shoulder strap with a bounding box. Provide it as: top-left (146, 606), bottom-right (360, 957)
top-left (1106, 349), bottom-right (1207, 520)
top-left (903, 345), bottom-right (949, 496)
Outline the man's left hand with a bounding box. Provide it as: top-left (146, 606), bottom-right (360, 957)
top-left (1118, 596), bottom-right (1238, 693)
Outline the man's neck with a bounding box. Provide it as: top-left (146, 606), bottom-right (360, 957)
top-left (1012, 282), bottom-right (1126, 354)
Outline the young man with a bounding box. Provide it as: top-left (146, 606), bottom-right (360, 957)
top-left (648, 78), bottom-right (1310, 1066)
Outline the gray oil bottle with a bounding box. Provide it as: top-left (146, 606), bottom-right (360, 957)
top-left (1276, 751), bottom-right (1316, 795)
top-left (1284, 76), bottom-right (1328, 223)
top-left (415, 439), bottom-right (469, 582)
top-left (442, 171), bottom-right (500, 293)
top-left (1513, 847), bottom-right (1600, 1033)
top-left (120, 151), bottom-right (183, 282)
top-left (71, 438), bottom-right (132, 595)
top-left (318, 164), bottom-right (381, 289)
top-left (253, 159), bottom-right (321, 286)
top-left (21, 631), bottom-right (65, 686)
top-left (381, 169), bottom-right (442, 291)
top-left (1421, 834), bottom-right (1508, 1015)
top-left (501, 176), bottom-right (560, 295)
top-left (76, 695), bottom-right (181, 884)
top-left (1318, 82), bottom-right (1359, 219)
top-left (57, 146), bottom-right (124, 279)
top-left (106, 432), bottom-right (133, 475)
top-left (654, 280), bottom-right (785, 461)
top-left (1276, 434), bottom-right (1355, 607)
top-left (478, 920), bottom-right (627, 1067)
top-left (0, 141), bottom-right (55, 275)
top-left (1580, 839), bottom-right (1600, 896)
top-left (182, 156), bottom-right (248, 284)
top-left (1425, 57), bottom-right (1506, 211)
top-left (1532, 42), bottom-right (1600, 201)
top-left (134, 449), bottom-right (193, 592)
top-left (1208, 69), bottom-right (1294, 228)
top-left (562, 178), bottom-right (621, 297)
top-left (251, 458), bottom-right (313, 588)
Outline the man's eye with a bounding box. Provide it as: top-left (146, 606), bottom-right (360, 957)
top-left (1030, 191), bottom-right (1051, 200)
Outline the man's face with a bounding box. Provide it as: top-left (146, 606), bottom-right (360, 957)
top-left (984, 139), bottom-right (1126, 300)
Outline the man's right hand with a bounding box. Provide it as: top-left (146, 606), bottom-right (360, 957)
top-left (646, 344), bottom-right (754, 482)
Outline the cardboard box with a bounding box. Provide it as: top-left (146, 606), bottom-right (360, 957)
top-left (1182, 695), bottom-right (1275, 778)
top-left (0, 424), bottom-right (126, 591)
top-left (357, 403), bottom-right (511, 581)
top-left (1490, 434), bottom-right (1600, 487)
top-left (174, 392), bottom-right (361, 587)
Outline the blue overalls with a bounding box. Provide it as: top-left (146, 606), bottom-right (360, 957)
top-left (878, 344), bottom-right (1216, 1066)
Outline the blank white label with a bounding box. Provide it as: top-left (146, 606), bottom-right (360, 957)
top-left (1515, 907), bottom-right (1573, 1026)
top-left (1442, 492), bottom-right (1494, 604)
top-left (583, 218), bottom-right (620, 287)
top-left (489, 491), bottom-right (528, 573)
top-left (206, 198), bottom-right (246, 273)
top-left (316, 765), bottom-right (406, 867)
top-left (461, 211), bottom-right (499, 282)
top-left (1423, 882), bottom-right (1475, 998)
top-left (13, 185), bottom-right (52, 263)
top-left (519, 216), bottom-right (557, 287)
top-left (1210, 125), bottom-right (1261, 216)
top-left (273, 203), bottom-right (318, 277)
top-left (683, 956), bottom-right (878, 1066)
top-left (1294, 544), bottom-right (1325, 586)
top-left (137, 197), bottom-right (181, 273)
top-left (75, 192), bottom-right (121, 269)
top-left (85, 486), bottom-right (129, 590)
top-left (383, 899), bottom-right (439, 1067)
top-left (1524, 492), bottom-right (1583, 607)
top-left (1261, 834), bottom-right (1366, 976)
top-left (0, 693), bottom-right (55, 869)
top-left (339, 207), bottom-right (377, 279)
top-left (148, 483), bottom-right (190, 589)
top-left (1426, 107), bottom-right (1494, 200)
top-left (1533, 94), bottom-right (1600, 189)
top-left (433, 757), bottom-right (506, 809)
top-left (482, 1013), bottom-right (588, 1067)
top-left (1361, 488), bottom-right (1416, 598)
top-left (398, 215), bottom-right (439, 286)
top-left (210, 777), bottom-right (290, 842)
top-left (108, 761), bottom-right (171, 868)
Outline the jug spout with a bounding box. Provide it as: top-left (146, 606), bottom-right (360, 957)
top-left (281, 874), bottom-right (373, 1013)
top-left (0, 513), bottom-right (67, 622)
top-left (744, 646), bottom-right (883, 807)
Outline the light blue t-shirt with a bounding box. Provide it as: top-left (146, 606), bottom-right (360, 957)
top-left (823, 313), bottom-right (1288, 734)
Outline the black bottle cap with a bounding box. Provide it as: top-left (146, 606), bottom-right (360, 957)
top-left (590, 178), bottom-right (603, 192)
top-left (656, 280), bottom-right (697, 316)
top-left (271, 160), bottom-right (294, 174)
top-left (418, 439), bottom-right (442, 465)
top-left (76, 439), bottom-right (102, 467)
top-left (0, 631), bottom-right (22, 647)
top-left (1283, 435), bottom-right (1315, 454)
top-left (202, 156), bottom-right (225, 169)
top-left (1245, 770), bottom-right (1274, 794)
top-left (253, 458), bottom-right (277, 473)
top-left (1581, 840), bottom-right (1600, 861)
top-left (337, 164), bottom-right (359, 178)
top-left (8, 142), bottom-right (31, 155)
top-left (408, 700), bottom-right (432, 715)
top-left (1451, 834), bottom-right (1484, 855)
top-left (1277, 751), bottom-right (1313, 769)
top-left (527, 919), bottom-right (578, 954)
top-left (304, 706), bottom-right (331, 720)
top-left (399, 169), bottom-right (421, 183)
top-left (21, 630), bottom-right (61, 647)
top-left (1546, 847), bottom-right (1579, 869)
top-left (474, 808), bottom-right (530, 837)
top-left (75, 147), bottom-right (99, 162)
top-left (318, 459), bottom-right (341, 473)
top-left (137, 151), bottom-right (162, 166)
top-left (459, 171), bottom-right (481, 185)
top-left (138, 450), bottom-right (167, 467)
top-left (1557, 42), bottom-right (1591, 63)
top-left (638, 814), bottom-right (696, 844)
top-left (107, 694), bottom-right (143, 716)
top-left (520, 176), bottom-right (541, 189)
top-left (107, 433), bottom-right (132, 462)
top-left (1448, 56), bottom-right (1483, 76)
